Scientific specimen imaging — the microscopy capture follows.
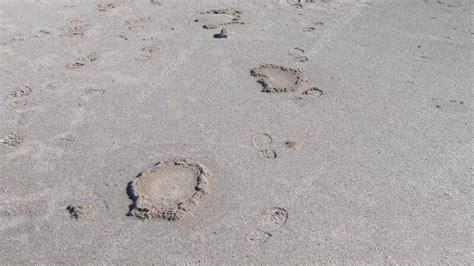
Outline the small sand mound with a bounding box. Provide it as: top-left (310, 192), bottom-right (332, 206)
top-left (128, 159), bottom-right (210, 221)
top-left (250, 64), bottom-right (305, 93)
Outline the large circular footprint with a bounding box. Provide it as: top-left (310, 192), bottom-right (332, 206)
top-left (250, 64), bottom-right (306, 93)
top-left (128, 159), bottom-right (210, 221)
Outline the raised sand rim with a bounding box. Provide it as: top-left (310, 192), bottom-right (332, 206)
top-left (199, 8), bottom-right (244, 29)
top-left (128, 159), bottom-right (210, 221)
top-left (250, 64), bottom-right (305, 93)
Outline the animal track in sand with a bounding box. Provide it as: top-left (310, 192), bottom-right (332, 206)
top-left (250, 64), bottom-right (305, 93)
top-left (292, 91), bottom-right (323, 106)
top-left (262, 207), bottom-right (288, 230)
top-left (432, 98), bottom-right (467, 113)
top-left (125, 17), bottom-right (152, 32)
top-left (97, 1), bottom-right (118, 12)
top-left (66, 205), bottom-right (92, 220)
top-left (290, 0), bottom-right (359, 10)
top-left (252, 133), bottom-right (273, 148)
top-left (6, 86), bottom-right (32, 107)
top-left (128, 159), bottom-right (210, 221)
top-left (302, 87), bottom-right (323, 96)
top-left (252, 133), bottom-right (299, 158)
top-left (251, 133), bottom-right (277, 159)
top-left (247, 207), bottom-right (289, 244)
top-left (135, 44), bottom-right (160, 62)
top-left (60, 20), bottom-right (89, 37)
top-left (303, 26), bottom-right (317, 32)
top-left (289, 47), bottom-right (309, 63)
top-left (0, 198), bottom-right (50, 231)
top-left (302, 21), bottom-right (324, 33)
top-left (424, 0), bottom-right (462, 7)
top-left (85, 88), bottom-right (106, 95)
top-left (197, 8), bottom-right (244, 30)
top-left (247, 230), bottom-right (272, 243)
top-left (17, 109), bottom-right (41, 127)
top-left (58, 135), bottom-right (75, 147)
top-left (0, 132), bottom-right (22, 147)
top-left (259, 149), bottom-right (278, 159)
top-left (9, 85), bottom-right (32, 97)
top-left (250, 64), bottom-right (324, 103)
top-left (66, 52), bottom-right (98, 69)
top-left (287, 0), bottom-right (317, 9)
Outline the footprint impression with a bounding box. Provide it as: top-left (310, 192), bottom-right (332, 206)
top-left (66, 52), bottom-right (98, 69)
top-left (288, 47), bottom-right (308, 63)
top-left (136, 38), bottom-right (160, 62)
top-left (247, 207), bottom-right (289, 244)
top-left (432, 98), bottom-right (467, 114)
top-left (125, 17), bottom-right (152, 32)
top-left (0, 132), bottom-right (22, 147)
top-left (97, 1), bottom-right (121, 12)
top-left (66, 205), bottom-right (92, 220)
top-left (252, 133), bottom-right (277, 159)
top-left (252, 133), bottom-right (298, 159)
top-left (196, 8), bottom-right (244, 30)
top-left (250, 64), bottom-right (322, 97)
top-left (6, 86), bottom-right (32, 108)
top-left (0, 196), bottom-right (52, 231)
top-left (60, 19), bottom-right (89, 37)
top-left (288, 0), bottom-right (317, 9)
top-left (4, 86), bottom-right (34, 147)
top-left (127, 159), bottom-right (210, 221)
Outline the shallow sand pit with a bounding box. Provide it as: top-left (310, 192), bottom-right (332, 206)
top-left (198, 8), bottom-right (244, 29)
top-left (250, 64), bottom-right (305, 93)
top-left (128, 159), bottom-right (210, 221)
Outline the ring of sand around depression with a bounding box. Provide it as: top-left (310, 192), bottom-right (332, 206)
top-left (128, 159), bottom-right (210, 221)
top-left (250, 64), bottom-right (306, 93)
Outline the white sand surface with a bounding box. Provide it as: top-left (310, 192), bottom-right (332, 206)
top-left (0, 0), bottom-right (472, 264)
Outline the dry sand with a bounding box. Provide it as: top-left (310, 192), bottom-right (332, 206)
top-left (0, 0), bottom-right (472, 264)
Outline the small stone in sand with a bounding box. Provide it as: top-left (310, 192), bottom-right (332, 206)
top-left (285, 141), bottom-right (296, 148)
top-left (214, 28), bottom-right (229, 39)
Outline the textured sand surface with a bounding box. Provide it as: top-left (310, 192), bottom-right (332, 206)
top-left (128, 159), bottom-right (210, 220)
top-left (0, 0), bottom-right (472, 264)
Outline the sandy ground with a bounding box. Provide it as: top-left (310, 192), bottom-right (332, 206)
top-left (0, 0), bottom-right (472, 264)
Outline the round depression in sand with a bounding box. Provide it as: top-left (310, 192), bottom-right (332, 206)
top-left (128, 159), bottom-right (210, 220)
